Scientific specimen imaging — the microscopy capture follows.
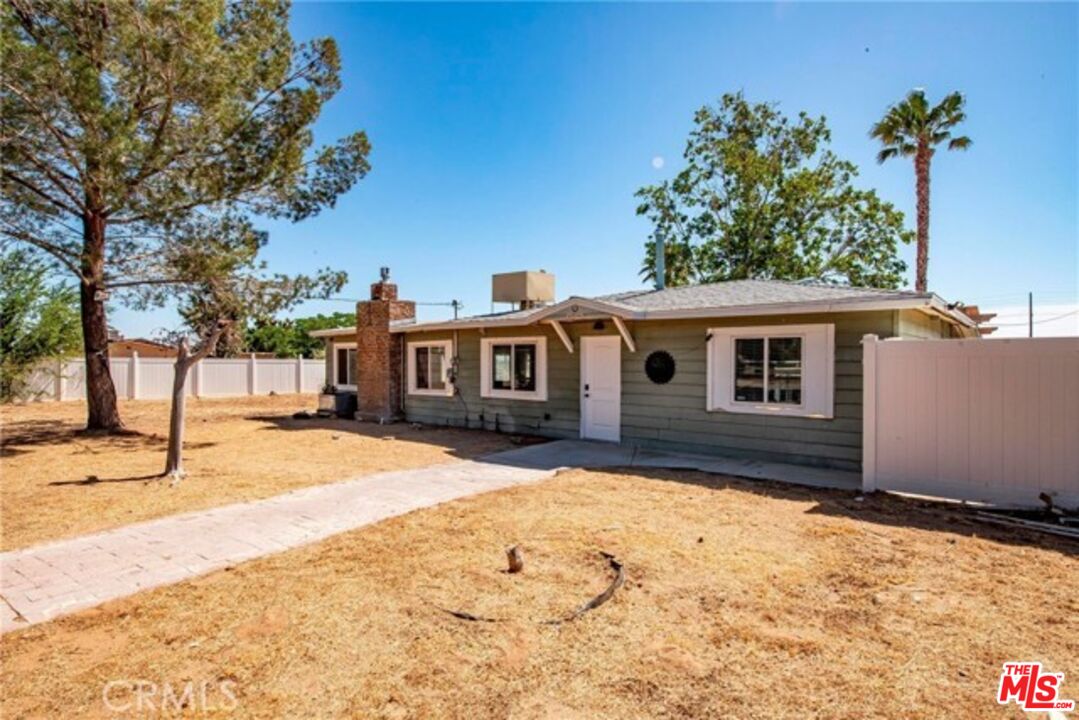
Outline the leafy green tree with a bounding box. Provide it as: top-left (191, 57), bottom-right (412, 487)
top-left (637, 93), bottom-right (911, 289)
top-left (870, 89), bottom-right (971, 292)
top-left (244, 311), bottom-right (355, 358)
top-left (1, 0), bottom-right (370, 431)
top-left (0, 245), bottom-right (82, 401)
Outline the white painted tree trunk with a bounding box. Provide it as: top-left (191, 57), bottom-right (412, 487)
top-left (164, 345), bottom-right (193, 480)
top-left (163, 323), bottom-right (226, 482)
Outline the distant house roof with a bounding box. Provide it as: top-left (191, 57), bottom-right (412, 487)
top-left (393, 279), bottom-right (976, 333)
top-left (108, 338), bottom-right (177, 357)
top-left (307, 318), bottom-right (415, 339)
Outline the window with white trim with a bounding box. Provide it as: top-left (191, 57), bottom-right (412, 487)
top-left (407, 340), bottom-right (454, 397)
top-left (707, 324), bottom-right (834, 418)
top-left (334, 344), bottom-right (357, 389)
top-left (480, 337), bottom-right (547, 401)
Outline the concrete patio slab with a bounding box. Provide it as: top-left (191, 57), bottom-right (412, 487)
top-left (0, 439), bottom-right (857, 633)
top-left (487, 440), bottom-right (861, 491)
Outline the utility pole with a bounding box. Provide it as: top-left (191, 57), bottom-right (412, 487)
top-left (1028, 292), bottom-right (1033, 338)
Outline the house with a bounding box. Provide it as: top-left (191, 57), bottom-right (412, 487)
top-left (108, 337), bottom-right (177, 358)
top-left (107, 337), bottom-right (277, 359)
top-left (311, 269), bottom-right (978, 472)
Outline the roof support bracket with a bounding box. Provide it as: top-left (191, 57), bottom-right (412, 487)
top-left (545, 320), bottom-right (574, 354)
top-left (611, 316), bottom-right (636, 353)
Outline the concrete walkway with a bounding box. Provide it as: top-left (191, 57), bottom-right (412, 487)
top-left (0, 440), bottom-right (857, 633)
top-left (486, 441), bottom-right (861, 492)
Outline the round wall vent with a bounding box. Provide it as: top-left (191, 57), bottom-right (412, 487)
top-left (644, 351), bottom-right (676, 385)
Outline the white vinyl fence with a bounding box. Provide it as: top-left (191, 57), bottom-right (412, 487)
top-left (863, 335), bottom-right (1079, 508)
top-left (21, 354), bottom-right (326, 402)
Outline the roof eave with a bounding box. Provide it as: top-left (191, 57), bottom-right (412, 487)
top-left (308, 326), bottom-right (355, 338)
top-left (393, 316), bottom-right (539, 333)
top-left (922, 295), bottom-right (980, 330)
top-left (635, 296), bottom-right (936, 321)
top-left (394, 295), bottom-right (967, 333)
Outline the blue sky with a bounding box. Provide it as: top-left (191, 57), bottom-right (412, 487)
top-left (114, 1), bottom-right (1078, 338)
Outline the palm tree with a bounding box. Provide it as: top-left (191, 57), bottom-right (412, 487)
top-left (870, 90), bottom-right (971, 292)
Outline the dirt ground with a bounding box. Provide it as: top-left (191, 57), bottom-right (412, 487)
top-left (0, 395), bottom-right (515, 551)
top-left (2, 467), bottom-right (1074, 719)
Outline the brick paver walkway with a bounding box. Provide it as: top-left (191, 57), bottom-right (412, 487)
top-left (0, 439), bottom-right (857, 633)
top-left (0, 454), bottom-right (555, 633)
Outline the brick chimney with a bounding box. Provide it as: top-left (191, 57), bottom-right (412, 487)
top-left (355, 268), bottom-right (415, 422)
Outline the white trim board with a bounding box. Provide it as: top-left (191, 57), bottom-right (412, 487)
top-left (332, 342), bottom-right (357, 391)
top-left (406, 340), bottom-right (454, 397)
top-left (479, 336), bottom-right (548, 402)
top-left (706, 324), bottom-right (835, 419)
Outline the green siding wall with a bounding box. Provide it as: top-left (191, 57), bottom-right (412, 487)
top-left (403, 311), bottom-right (900, 471)
top-left (618, 312), bottom-right (894, 471)
top-left (897, 309), bottom-right (953, 339)
top-left (404, 324), bottom-right (598, 438)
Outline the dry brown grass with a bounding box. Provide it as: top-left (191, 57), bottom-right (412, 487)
top-left (2, 467), bottom-right (1075, 719)
top-left (0, 395), bottom-right (514, 551)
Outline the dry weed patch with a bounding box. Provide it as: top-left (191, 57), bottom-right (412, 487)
top-left (0, 395), bottom-right (514, 550)
top-left (2, 467), bottom-right (1075, 718)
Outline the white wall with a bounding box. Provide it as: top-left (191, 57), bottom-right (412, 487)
top-left (863, 335), bottom-right (1079, 508)
top-left (16, 355), bottom-right (326, 402)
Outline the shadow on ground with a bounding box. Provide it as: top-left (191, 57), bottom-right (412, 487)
top-left (249, 413), bottom-right (546, 461)
top-left (0, 419), bottom-right (218, 460)
top-left (48, 473), bottom-right (167, 487)
top-left (604, 465), bottom-right (1077, 557)
top-left (0, 420), bottom-right (163, 453)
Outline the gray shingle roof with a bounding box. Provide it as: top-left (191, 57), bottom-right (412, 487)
top-left (594, 279), bottom-right (928, 313)
top-left (391, 279), bottom-right (944, 332)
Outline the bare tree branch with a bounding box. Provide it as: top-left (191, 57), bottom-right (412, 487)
top-left (0, 225), bottom-right (85, 278)
top-left (0, 80), bottom-right (86, 181)
top-left (2, 170), bottom-right (83, 215)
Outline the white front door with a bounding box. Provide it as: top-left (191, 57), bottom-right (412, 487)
top-left (580, 336), bottom-right (621, 442)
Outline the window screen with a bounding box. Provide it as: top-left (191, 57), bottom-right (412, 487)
top-left (492, 345), bottom-right (512, 390)
top-left (767, 337), bottom-right (802, 404)
top-left (734, 338), bottom-right (765, 402)
top-left (415, 347), bottom-right (430, 389)
top-left (336, 348), bottom-right (356, 386)
top-left (513, 345), bottom-right (536, 391)
top-left (429, 346), bottom-right (446, 390)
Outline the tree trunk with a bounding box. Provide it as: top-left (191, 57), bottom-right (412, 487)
top-left (506, 545), bottom-right (524, 573)
top-left (164, 344), bottom-right (192, 479)
top-left (165, 325), bottom-right (224, 481)
top-left (80, 211), bottom-right (123, 431)
top-left (914, 143), bottom-right (931, 293)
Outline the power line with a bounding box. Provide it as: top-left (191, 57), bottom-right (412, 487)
top-left (323, 297), bottom-right (460, 307)
top-left (322, 297), bottom-right (465, 319)
top-left (972, 289), bottom-right (1077, 301)
top-left (991, 309), bottom-right (1079, 327)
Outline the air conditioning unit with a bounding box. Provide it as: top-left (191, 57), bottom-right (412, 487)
top-left (491, 271), bottom-right (555, 310)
